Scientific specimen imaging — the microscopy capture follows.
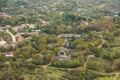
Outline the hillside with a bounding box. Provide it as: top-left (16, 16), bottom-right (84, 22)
top-left (0, 0), bottom-right (120, 80)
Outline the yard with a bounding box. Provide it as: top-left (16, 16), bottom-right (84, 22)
top-left (22, 67), bottom-right (67, 80)
top-left (97, 75), bottom-right (114, 80)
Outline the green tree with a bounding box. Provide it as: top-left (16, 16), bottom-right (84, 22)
top-left (43, 53), bottom-right (52, 64)
top-left (32, 54), bottom-right (44, 65)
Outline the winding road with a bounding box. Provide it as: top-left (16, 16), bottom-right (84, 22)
top-left (113, 73), bottom-right (119, 80)
top-left (83, 55), bottom-right (120, 80)
top-left (98, 39), bottom-right (106, 48)
top-left (94, 72), bottom-right (119, 80)
top-left (42, 55), bottom-right (119, 80)
top-left (6, 30), bottom-right (16, 43)
top-left (41, 56), bottom-right (54, 69)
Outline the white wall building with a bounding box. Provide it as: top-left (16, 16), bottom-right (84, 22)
top-left (0, 38), bottom-right (7, 46)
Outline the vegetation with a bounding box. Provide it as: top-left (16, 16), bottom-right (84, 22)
top-left (0, 0), bottom-right (120, 80)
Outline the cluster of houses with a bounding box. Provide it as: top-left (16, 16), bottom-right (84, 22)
top-left (0, 36), bottom-right (26, 57)
top-left (12, 24), bottom-right (35, 32)
top-left (1, 24), bottom-right (35, 32)
top-left (1, 24), bottom-right (39, 42)
top-left (16, 34), bottom-right (38, 42)
top-left (0, 38), bottom-right (13, 57)
top-left (0, 23), bottom-right (39, 57)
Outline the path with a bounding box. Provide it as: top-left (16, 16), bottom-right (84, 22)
top-left (95, 72), bottom-right (119, 80)
top-left (41, 62), bottom-right (52, 69)
top-left (49, 55), bottom-right (119, 80)
top-left (83, 55), bottom-right (120, 80)
top-left (40, 54), bottom-right (120, 80)
top-left (39, 50), bottom-right (120, 80)
top-left (41, 56), bottom-right (54, 69)
top-left (6, 30), bottom-right (16, 43)
top-left (83, 55), bottom-right (91, 69)
top-left (98, 39), bottom-right (106, 48)
top-left (67, 55), bottom-right (93, 71)
top-left (113, 73), bottom-right (119, 80)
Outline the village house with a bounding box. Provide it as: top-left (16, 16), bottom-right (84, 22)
top-left (0, 12), bottom-right (7, 16)
top-left (5, 25), bottom-right (12, 30)
top-left (57, 47), bottom-right (70, 60)
top-left (25, 37), bottom-right (32, 41)
top-left (17, 35), bottom-right (25, 42)
top-left (88, 55), bottom-right (95, 58)
top-left (0, 12), bottom-right (11, 18)
top-left (0, 38), bottom-right (7, 46)
top-left (80, 21), bottom-right (88, 27)
top-left (12, 27), bottom-right (19, 32)
top-left (28, 32), bottom-right (39, 37)
top-left (12, 24), bottom-right (35, 32)
top-left (58, 34), bottom-right (81, 38)
top-left (59, 11), bottom-right (64, 16)
top-left (6, 51), bottom-right (14, 57)
top-left (26, 24), bottom-right (35, 28)
top-left (19, 24), bottom-right (27, 30)
top-left (0, 27), bottom-right (4, 31)
top-left (41, 21), bottom-right (51, 26)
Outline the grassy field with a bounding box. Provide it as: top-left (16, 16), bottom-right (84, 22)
top-left (46, 67), bottom-right (66, 80)
top-left (97, 75), bottom-right (114, 80)
top-left (117, 75), bottom-right (120, 80)
top-left (22, 74), bottom-right (36, 80)
top-left (22, 67), bottom-right (67, 80)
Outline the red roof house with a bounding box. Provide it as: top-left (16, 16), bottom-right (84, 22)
top-left (18, 35), bottom-right (25, 42)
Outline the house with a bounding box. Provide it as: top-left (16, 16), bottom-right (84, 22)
top-left (0, 12), bottom-right (7, 16)
top-left (41, 21), bottom-right (50, 26)
top-left (57, 47), bottom-right (70, 60)
top-left (19, 24), bottom-right (27, 30)
top-left (0, 12), bottom-right (11, 18)
top-left (62, 39), bottom-right (69, 47)
top-left (57, 34), bottom-right (81, 38)
top-left (5, 25), bottom-right (12, 30)
top-left (25, 37), bottom-right (32, 40)
top-left (6, 51), bottom-right (13, 57)
top-left (0, 38), bottom-right (6, 46)
top-left (13, 24), bottom-right (35, 31)
top-left (80, 21), bottom-right (88, 27)
top-left (12, 27), bottom-right (19, 32)
top-left (26, 24), bottom-right (35, 28)
top-left (99, 34), bottom-right (103, 37)
top-left (28, 32), bottom-right (39, 37)
top-left (31, 29), bottom-right (41, 34)
top-left (59, 11), bottom-right (64, 16)
top-left (35, 30), bottom-right (41, 32)
top-left (0, 27), bottom-right (4, 31)
top-left (88, 55), bottom-right (95, 58)
top-left (18, 35), bottom-right (25, 42)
